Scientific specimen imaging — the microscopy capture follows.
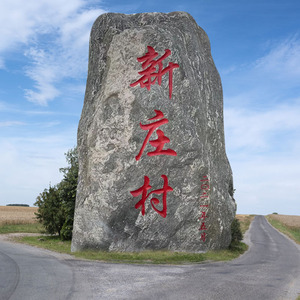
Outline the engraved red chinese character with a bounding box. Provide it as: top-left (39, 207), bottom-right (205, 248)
top-left (201, 175), bottom-right (209, 182)
top-left (199, 211), bottom-right (207, 221)
top-left (201, 183), bottom-right (210, 190)
top-left (130, 175), bottom-right (173, 218)
top-left (200, 176), bottom-right (209, 198)
top-left (130, 46), bottom-right (179, 99)
top-left (135, 109), bottom-right (177, 161)
top-left (199, 222), bottom-right (207, 231)
top-left (200, 232), bottom-right (207, 242)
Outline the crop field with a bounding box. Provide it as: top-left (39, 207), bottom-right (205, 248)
top-left (267, 214), bottom-right (300, 228)
top-left (267, 214), bottom-right (300, 244)
top-left (236, 214), bottom-right (255, 234)
top-left (0, 206), bottom-right (38, 225)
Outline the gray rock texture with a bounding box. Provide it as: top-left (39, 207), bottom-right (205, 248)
top-left (71, 12), bottom-right (236, 253)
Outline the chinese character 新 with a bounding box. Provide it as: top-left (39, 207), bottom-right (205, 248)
top-left (130, 46), bottom-right (179, 99)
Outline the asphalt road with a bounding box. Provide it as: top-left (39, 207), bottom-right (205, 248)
top-left (0, 216), bottom-right (299, 300)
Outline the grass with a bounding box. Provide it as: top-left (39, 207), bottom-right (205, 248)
top-left (0, 205), bottom-right (43, 234)
top-left (0, 222), bottom-right (44, 234)
top-left (236, 214), bottom-right (256, 234)
top-left (266, 215), bottom-right (300, 245)
top-left (18, 235), bottom-right (248, 265)
top-left (0, 206), bottom-right (38, 225)
top-left (4, 212), bottom-right (253, 265)
top-left (15, 215), bottom-right (251, 265)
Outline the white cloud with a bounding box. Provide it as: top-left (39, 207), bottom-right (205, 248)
top-left (223, 37), bottom-right (300, 215)
top-left (224, 99), bottom-right (300, 214)
top-left (0, 101), bottom-right (8, 111)
top-left (0, 58), bottom-right (4, 69)
top-left (0, 130), bottom-right (76, 206)
top-left (0, 0), bottom-right (106, 105)
top-left (225, 99), bottom-right (300, 153)
top-left (0, 101), bottom-right (79, 116)
top-left (231, 154), bottom-right (300, 215)
top-left (0, 121), bottom-right (26, 127)
top-left (24, 48), bottom-right (61, 105)
top-left (60, 9), bottom-right (101, 48)
top-left (222, 36), bottom-right (300, 108)
top-left (0, 0), bottom-right (76, 53)
top-left (255, 36), bottom-right (300, 81)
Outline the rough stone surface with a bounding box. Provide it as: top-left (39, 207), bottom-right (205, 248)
top-left (71, 12), bottom-right (236, 253)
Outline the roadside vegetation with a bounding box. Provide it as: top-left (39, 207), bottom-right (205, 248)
top-left (8, 214), bottom-right (249, 265)
top-left (0, 206), bottom-right (43, 234)
top-left (1, 202), bottom-right (250, 264)
top-left (266, 214), bottom-right (300, 245)
top-left (2, 212), bottom-right (249, 264)
top-left (34, 147), bottom-right (78, 240)
top-left (0, 206), bottom-right (38, 225)
top-left (1, 147), bottom-right (253, 264)
top-left (0, 223), bottom-right (43, 234)
top-left (235, 214), bottom-right (255, 234)
top-left (18, 234), bottom-right (248, 265)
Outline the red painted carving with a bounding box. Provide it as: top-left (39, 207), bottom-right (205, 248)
top-left (199, 175), bottom-right (209, 242)
top-left (135, 110), bottom-right (177, 161)
top-left (130, 46), bottom-right (179, 99)
top-left (199, 222), bottom-right (207, 231)
top-left (201, 175), bottom-right (209, 182)
top-left (200, 232), bottom-right (207, 242)
top-left (200, 192), bottom-right (209, 198)
top-left (199, 211), bottom-right (207, 221)
top-left (130, 175), bottom-right (173, 218)
top-left (201, 183), bottom-right (210, 190)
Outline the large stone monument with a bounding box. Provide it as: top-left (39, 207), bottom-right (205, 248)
top-left (71, 12), bottom-right (236, 253)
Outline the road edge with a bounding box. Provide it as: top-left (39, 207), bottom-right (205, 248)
top-left (264, 216), bottom-right (300, 251)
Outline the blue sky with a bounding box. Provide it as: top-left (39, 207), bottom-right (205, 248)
top-left (0, 0), bottom-right (299, 215)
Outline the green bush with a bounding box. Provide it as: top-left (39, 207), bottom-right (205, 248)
top-left (34, 147), bottom-right (78, 240)
top-left (34, 185), bottom-right (65, 235)
top-left (229, 218), bottom-right (243, 249)
top-left (58, 147), bottom-right (78, 240)
top-left (60, 219), bottom-right (73, 240)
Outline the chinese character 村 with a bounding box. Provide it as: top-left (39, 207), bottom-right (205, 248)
top-left (130, 175), bottom-right (173, 218)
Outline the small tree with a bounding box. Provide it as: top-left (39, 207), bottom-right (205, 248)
top-left (34, 185), bottom-right (65, 236)
top-left (229, 218), bottom-right (243, 249)
top-left (59, 147), bottom-right (78, 240)
top-left (34, 147), bottom-right (78, 239)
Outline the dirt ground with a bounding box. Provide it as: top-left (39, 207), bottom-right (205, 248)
top-left (267, 214), bottom-right (300, 228)
top-left (0, 206), bottom-right (38, 225)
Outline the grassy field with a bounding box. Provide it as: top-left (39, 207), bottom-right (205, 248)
top-left (3, 213), bottom-right (251, 264)
top-left (236, 214), bottom-right (255, 234)
top-left (0, 206), bottom-right (44, 234)
top-left (266, 214), bottom-right (300, 244)
top-left (0, 206), bottom-right (38, 225)
top-left (19, 235), bottom-right (248, 264)
top-left (0, 223), bottom-right (43, 234)
top-left (0, 209), bottom-right (254, 264)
